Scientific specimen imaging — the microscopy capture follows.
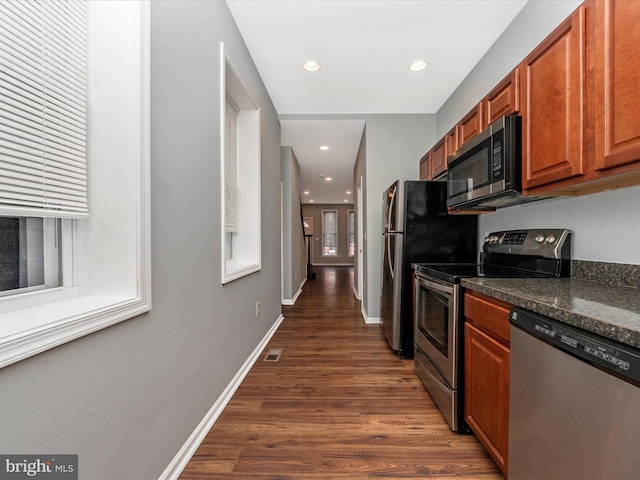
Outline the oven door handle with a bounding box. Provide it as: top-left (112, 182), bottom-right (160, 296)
top-left (416, 275), bottom-right (455, 297)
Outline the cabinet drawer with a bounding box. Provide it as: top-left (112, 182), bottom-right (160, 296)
top-left (464, 291), bottom-right (511, 344)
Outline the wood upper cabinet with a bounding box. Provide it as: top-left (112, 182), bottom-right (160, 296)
top-left (458, 103), bottom-right (484, 147)
top-left (594, 0), bottom-right (640, 172)
top-left (520, 5), bottom-right (586, 190)
top-left (430, 137), bottom-right (447, 179)
top-left (464, 291), bottom-right (512, 477)
top-left (485, 68), bottom-right (520, 125)
top-left (419, 152), bottom-right (430, 180)
top-left (445, 125), bottom-right (459, 161)
top-left (420, 126), bottom-right (459, 181)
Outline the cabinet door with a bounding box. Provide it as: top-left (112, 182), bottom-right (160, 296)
top-left (485, 68), bottom-right (520, 125)
top-left (430, 137), bottom-right (447, 179)
top-left (445, 125), bottom-right (459, 160)
top-left (594, 0), bottom-right (640, 171)
top-left (458, 103), bottom-right (484, 147)
top-left (521, 6), bottom-right (586, 189)
top-left (419, 152), bottom-right (430, 180)
top-left (465, 322), bottom-right (510, 476)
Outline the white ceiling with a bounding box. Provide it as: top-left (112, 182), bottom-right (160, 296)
top-left (226, 0), bottom-right (529, 203)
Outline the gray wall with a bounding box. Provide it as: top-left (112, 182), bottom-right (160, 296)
top-left (302, 203), bottom-right (355, 266)
top-left (436, 0), bottom-right (583, 138)
top-left (361, 115), bottom-right (436, 320)
top-left (353, 128), bottom-right (367, 302)
top-left (438, 0), bottom-right (640, 266)
top-left (281, 146), bottom-right (306, 301)
top-left (0, 2), bottom-right (282, 479)
top-left (280, 114), bottom-right (436, 320)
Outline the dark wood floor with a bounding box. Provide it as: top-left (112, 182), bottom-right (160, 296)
top-left (180, 266), bottom-right (503, 479)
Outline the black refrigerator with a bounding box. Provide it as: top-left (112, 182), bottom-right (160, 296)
top-left (381, 180), bottom-right (478, 358)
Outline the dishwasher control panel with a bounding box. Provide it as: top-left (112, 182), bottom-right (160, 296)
top-left (510, 308), bottom-right (640, 384)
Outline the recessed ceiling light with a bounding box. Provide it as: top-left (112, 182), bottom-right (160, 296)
top-left (303, 61), bottom-right (321, 72)
top-left (344, 199), bottom-right (348, 202)
top-left (409, 60), bottom-right (428, 72)
top-left (346, 191), bottom-right (352, 194)
top-left (303, 191), bottom-right (310, 195)
top-left (309, 199), bottom-right (314, 203)
top-left (325, 177), bottom-right (332, 181)
top-left (320, 145), bottom-right (329, 150)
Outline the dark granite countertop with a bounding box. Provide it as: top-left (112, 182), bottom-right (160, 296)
top-left (460, 277), bottom-right (640, 349)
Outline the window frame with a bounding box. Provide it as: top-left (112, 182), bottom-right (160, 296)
top-left (322, 210), bottom-right (338, 257)
top-left (0, 1), bottom-right (151, 369)
top-left (220, 43), bottom-right (262, 284)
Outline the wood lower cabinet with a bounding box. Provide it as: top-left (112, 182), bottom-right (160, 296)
top-left (520, 5), bottom-right (586, 190)
top-left (464, 291), bottom-right (511, 477)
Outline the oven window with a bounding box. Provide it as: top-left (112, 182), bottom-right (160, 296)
top-left (418, 286), bottom-right (449, 356)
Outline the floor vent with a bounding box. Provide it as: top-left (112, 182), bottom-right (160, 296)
top-left (263, 348), bottom-right (283, 362)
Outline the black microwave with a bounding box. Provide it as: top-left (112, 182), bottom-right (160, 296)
top-left (446, 115), bottom-right (539, 210)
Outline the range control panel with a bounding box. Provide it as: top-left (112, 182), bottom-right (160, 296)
top-left (483, 229), bottom-right (571, 260)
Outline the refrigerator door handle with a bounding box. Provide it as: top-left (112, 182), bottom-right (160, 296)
top-left (387, 234), bottom-right (394, 280)
top-left (387, 185), bottom-right (396, 233)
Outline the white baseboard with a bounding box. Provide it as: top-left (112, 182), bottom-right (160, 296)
top-left (361, 304), bottom-right (381, 325)
top-left (159, 314), bottom-right (284, 480)
top-left (352, 284), bottom-right (360, 300)
top-left (282, 278), bottom-right (306, 305)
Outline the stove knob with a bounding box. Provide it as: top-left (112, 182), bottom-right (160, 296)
top-left (491, 236), bottom-right (499, 243)
top-left (535, 235), bottom-right (546, 243)
top-left (485, 236), bottom-right (490, 243)
top-left (546, 235), bottom-right (557, 244)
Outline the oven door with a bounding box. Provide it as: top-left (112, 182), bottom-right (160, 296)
top-left (414, 274), bottom-right (459, 388)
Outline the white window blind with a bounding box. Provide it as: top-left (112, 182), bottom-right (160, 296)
top-left (0, 0), bottom-right (88, 219)
top-left (224, 95), bottom-right (239, 233)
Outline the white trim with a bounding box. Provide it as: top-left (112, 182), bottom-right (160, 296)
top-left (352, 284), bottom-right (360, 300)
top-left (0, 1), bottom-right (151, 369)
top-left (159, 314), bottom-right (285, 480)
top-left (282, 278), bottom-right (306, 305)
top-left (361, 304), bottom-right (381, 325)
top-left (220, 43), bottom-right (262, 284)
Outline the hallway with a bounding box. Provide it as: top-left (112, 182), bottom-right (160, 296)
top-left (180, 266), bottom-right (502, 479)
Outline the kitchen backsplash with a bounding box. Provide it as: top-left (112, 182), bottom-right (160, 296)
top-left (572, 260), bottom-right (640, 289)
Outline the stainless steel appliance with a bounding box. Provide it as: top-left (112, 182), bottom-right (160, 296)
top-left (380, 180), bottom-right (477, 358)
top-left (509, 308), bottom-right (640, 479)
top-left (447, 115), bottom-right (541, 210)
top-left (413, 228), bottom-right (571, 431)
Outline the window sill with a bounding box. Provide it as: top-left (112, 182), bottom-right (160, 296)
top-left (223, 262), bottom-right (261, 284)
top-left (0, 295), bottom-right (150, 368)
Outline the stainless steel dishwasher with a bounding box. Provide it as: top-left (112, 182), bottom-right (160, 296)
top-left (509, 307), bottom-right (640, 480)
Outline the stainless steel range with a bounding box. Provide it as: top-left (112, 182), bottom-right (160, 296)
top-left (412, 228), bottom-right (572, 432)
